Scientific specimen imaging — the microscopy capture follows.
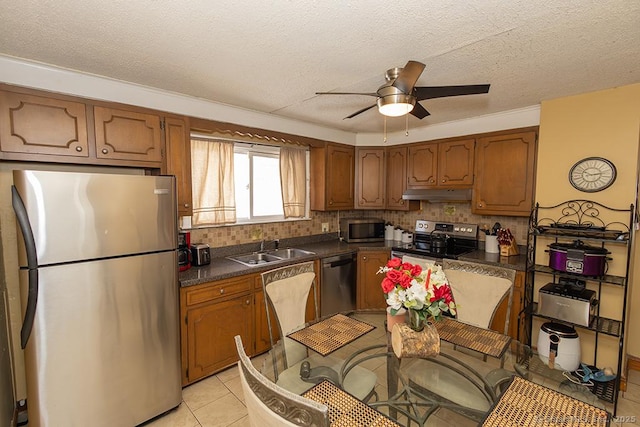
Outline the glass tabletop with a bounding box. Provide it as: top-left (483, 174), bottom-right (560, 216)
top-left (260, 310), bottom-right (611, 426)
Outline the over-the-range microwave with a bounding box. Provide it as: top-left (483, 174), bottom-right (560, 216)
top-left (339, 218), bottom-right (385, 243)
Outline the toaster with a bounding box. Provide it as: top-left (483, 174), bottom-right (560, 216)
top-left (190, 243), bottom-right (211, 266)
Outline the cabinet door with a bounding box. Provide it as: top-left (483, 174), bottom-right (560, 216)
top-left (357, 250), bottom-right (390, 310)
top-left (438, 139), bottom-right (474, 187)
top-left (163, 116), bottom-right (192, 217)
top-left (186, 295), bottom-right (252, 383)
top-left (326, 144), bottom-right (355, 209)
top-left (407, 142), bottom-right (438, 188)
top-left (0, 91), bottom-right (89, 158)
top-left (355, 147), bottom-right (385, 209)
top-left (472, 131), bottom-right (537, 216)
top-left (254, 289), bottom-right (281, 355)
top-left (93, 106), bottom-right (163, 165)
top-left (386, 146), bottom-right (420, 211)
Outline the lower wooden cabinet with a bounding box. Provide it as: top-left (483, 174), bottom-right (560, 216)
top-left (181, 262), bottom-right (320, 385)
top-left (180, 274), bottom-right (254, 385)
top-left (356, 250), bottom-right (390, 310)
top-left (185, 294), bottom-right (252, 383)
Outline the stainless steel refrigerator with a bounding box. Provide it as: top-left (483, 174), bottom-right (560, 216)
top-left (12, 170), bottom-right (182, 427)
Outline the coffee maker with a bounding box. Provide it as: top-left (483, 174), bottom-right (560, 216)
top-left (178, 231), bottom-right (191, 271)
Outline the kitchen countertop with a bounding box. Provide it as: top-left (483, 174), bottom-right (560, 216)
top-left (179, 237), bottom-right (527, 287)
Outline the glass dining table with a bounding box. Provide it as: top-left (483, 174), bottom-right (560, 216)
top-left (260, 310), bottom-right (612, 427)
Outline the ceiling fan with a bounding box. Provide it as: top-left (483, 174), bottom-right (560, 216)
top-left (316, 60), bottom-right (490, 120)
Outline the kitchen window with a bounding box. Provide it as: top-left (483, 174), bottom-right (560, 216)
top-left (190, 137), bottom-right (310, 227)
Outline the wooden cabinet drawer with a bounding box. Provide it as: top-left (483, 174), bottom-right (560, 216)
top-left (185, 276), bottom-right (253, 306)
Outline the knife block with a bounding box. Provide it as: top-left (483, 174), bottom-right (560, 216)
top-left (500, 240), bottom-right (519, 256)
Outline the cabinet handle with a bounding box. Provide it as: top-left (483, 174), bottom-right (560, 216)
top-left (184, 203), bottom-right (190, 208)
top-left (246, 299), bottom-right (250, 305)
top-left (363, 256), bottom-right (367, 260)
top-left (101, 148), bottom-right (108, 154)
top-left (478, 203), bottom-right (483, 207)
top-left (430, 179), bottom-right (435, 183)
top-left (220, 288), bottom-right (225, 294)
top-left (441, 179), bottom-right (446, 183)
top-left (400, 200), bottom-right (404, 205)
top-left (75, 146), bottom-right (83, 152)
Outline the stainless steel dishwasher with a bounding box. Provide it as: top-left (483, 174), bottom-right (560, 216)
top-left (321, 252), bottom-right (357, 317)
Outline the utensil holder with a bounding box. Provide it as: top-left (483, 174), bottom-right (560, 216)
top-left (485, 235), bottom-right (499, 253)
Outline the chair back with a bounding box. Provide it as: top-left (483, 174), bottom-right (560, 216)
top-left (442, 259), bottom-right (515, 334)
top-left (234, 335), bottom-right (329, 427)
top-left (261, 261), bottom-right (318, 371)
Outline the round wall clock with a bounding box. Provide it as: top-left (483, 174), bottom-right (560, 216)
top-left (569, 157), bottom-right (617, 192)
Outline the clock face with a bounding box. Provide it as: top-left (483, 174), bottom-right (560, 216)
top-left (569, 157), bottom-right (616, 192)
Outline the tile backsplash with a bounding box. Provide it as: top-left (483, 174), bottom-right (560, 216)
top-left (187, 202), bottom-right (529, 249)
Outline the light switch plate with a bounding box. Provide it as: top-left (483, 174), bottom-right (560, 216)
top-left (321, 222), bottom-right (329, 232)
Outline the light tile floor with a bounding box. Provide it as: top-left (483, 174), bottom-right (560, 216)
top-left (145, 357), bottom-right (640, 427)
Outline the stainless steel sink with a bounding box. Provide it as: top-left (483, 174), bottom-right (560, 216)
top-left (265, 248), bottom-right (315, 259)
top-left (227, 247), bottom-right (315, 267)
top-left (227, 252), bottom-right (283, 267)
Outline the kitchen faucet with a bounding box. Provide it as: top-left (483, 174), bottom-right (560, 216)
top-left (260, 239), bottom-right (279, 252)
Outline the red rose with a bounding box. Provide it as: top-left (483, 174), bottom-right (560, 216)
top-left (399, 272), bottom-right (413, 289)
top-left (386, 269), bottom-right (403, 284)
top-left (410, 264), bottom-right (422, 276)
top-left (387, 258), bottom-right (402, 268)
top-left (381, 277), bottom-right (396, 293)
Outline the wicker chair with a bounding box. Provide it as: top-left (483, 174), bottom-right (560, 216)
top-left (261, 261), bottom-right (377, 401)
top-left (234, 335), bottom-right (329, 427)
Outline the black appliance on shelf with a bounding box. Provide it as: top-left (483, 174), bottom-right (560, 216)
top-left (178, 231), bottom-right (191, 271)
top-left (391, 220), bottom-right (479, 262)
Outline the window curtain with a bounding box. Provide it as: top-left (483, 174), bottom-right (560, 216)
top-left (191, 139), bottom-right (236, 225)
top-left (279, 146), bottom-right (306, 218)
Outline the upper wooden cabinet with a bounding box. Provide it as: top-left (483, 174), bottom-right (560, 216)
top-left (0, 86), bottom-right (165, 168)
top-left (407, 138), bottom-right (475, 188)
top-left (0, 90), bottom-right (89, 158)
top-left (162, 117), bottom-right (192, 217)
top-left (93, 106), bottom-right (163, 164)
top-left (355, 147), bottom-right (385, 209)
top-left (472, 130), bottom-right (537, 216)
top-left (310, 143), bottom-right (355, 210)
top-left (385, 146), bottom-right (420, 211)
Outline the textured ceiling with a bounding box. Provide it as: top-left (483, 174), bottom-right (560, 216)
top-left (0, 0), bottom-right (638, 134)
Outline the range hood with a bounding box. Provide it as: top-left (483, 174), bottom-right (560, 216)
top-left (402, 188), bottom-right (473, 202)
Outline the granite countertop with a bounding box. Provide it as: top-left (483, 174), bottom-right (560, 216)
top-left (179, 236), bottom-right (527, 287)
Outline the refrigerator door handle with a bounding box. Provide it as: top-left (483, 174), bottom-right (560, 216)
top-left (12, 185), bottom-right (39, 348)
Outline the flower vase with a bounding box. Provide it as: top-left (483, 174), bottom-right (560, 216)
top-left (408, 308), bottom-right (427, 332)
top-left (386, 307), bottom-right (407, 332)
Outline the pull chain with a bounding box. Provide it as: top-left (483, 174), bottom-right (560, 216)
top-left (405, 113), bottom-right (409, 136)
top-left (383, 116), bottom-right (387, 143)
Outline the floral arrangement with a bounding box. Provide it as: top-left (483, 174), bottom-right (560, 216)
top-left (378, 258), bottom-right (456, 323)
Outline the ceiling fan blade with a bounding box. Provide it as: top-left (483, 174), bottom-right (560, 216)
top-left (414, 84), bottom-right (490, 100)
top-left (391, 61), bottom-right (426, 94)
top-left (316, 91), bottom-right (378, 97)
top-left (344, 104), bottom-right (377, 119)
top-left (410, 102), bottom-right (430, 119)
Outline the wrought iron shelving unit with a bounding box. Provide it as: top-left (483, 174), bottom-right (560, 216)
top-left (524, 200), bottom-right (634, 415)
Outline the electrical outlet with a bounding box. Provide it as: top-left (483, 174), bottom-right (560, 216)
top-left (321, 222), bottom-right (329, 232)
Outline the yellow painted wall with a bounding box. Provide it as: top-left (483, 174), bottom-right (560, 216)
top-left (535, 83), bottom-right (640, 370)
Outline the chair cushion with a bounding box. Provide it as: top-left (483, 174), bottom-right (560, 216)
top-left (444, 269), bottom-right (512, 329)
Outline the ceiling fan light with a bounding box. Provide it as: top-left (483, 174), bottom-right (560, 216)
top-left (377, 95), bottom-right (416, 117)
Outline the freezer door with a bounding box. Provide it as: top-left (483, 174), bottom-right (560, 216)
top-left (21, 251), bottom-right (181, 427)
top-left (13, 170), bottom-right (177, 266)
